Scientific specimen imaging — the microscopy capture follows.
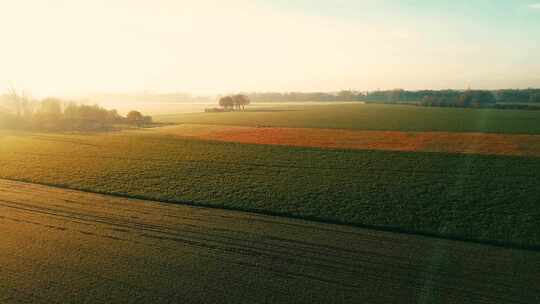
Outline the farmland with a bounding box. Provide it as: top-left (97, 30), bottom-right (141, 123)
top-left (3, 1), bottom-right (540, 302)
top-left (156, 103), bottom-right (540, 134)
top-left (150, 124), bottom-right (540, 157)
top-left (1, 124), bottom-right (540, 248)
top-left (2, 179), bottom-right (539, 303)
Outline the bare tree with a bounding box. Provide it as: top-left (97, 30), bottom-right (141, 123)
top-left (4, 87), bottom-right (35, 118)
top-left (219, 96), bottom-right (234, 110)
top-left (232, 94), bottom-right (250, 111)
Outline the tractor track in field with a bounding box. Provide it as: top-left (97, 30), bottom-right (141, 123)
top-left (0, 179), bottom-right (539, 303)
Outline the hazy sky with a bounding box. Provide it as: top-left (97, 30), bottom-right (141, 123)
top-left (1, 0), bottom-right (539, 96)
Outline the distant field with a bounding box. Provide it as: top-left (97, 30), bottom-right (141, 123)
top-left (156, 103), bottom-right (540, 134)
top-left (1, 130), bottom-right (539, 248)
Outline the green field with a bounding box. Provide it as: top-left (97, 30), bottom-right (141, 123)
top-left (156, 103), bottom-right (540, 134)
top-left (1, 130), bottom-right (539, 248)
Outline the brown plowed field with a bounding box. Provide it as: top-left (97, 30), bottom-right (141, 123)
top-left (152, 124), bottom-right (540, 157)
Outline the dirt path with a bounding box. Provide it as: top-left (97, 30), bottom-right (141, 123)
top-left (151, 124), bottom-right (540, 157)
top-left (0, 179), bottom-right (539, 303)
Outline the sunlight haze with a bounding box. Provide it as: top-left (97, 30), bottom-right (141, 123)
top-left (1, 0), bottom-right (539, 97)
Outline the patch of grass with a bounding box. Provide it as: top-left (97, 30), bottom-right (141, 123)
top-left (156, 103), bottom-right (540, 134)
top-left (1, 130), bottom-right (539, 248)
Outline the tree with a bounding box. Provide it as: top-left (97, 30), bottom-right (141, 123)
top-left (127, 110), bottom-right (144, 124)
top-left (338, 90), bottom-right (355, 101)
top-left (530, 93), bottom-right (540, 103)
top-left (388, 89), bottom-right (404, 102)
top-left (33, 98), bottom-right (63, 129)
top-left (40, 98), bottom-right (63, 115)
top-left (457, 90), bottom-right (495, 107)
top-left (142, 115), bottom-right (153, 124)
top-left (0, 93), bottom-right (152, 131)
top-left (421, 96), bottom-right (436, 106)
top-left (218, 95), bottom-right (251, 111)
top-left (3, 87), bottom-right (35, 119)
top-left (219, 96), bottom-right (234, 110)
top-left (107, 109), bottom-right (122, 123)
top-left (232, 94), bottom-right (250, 110)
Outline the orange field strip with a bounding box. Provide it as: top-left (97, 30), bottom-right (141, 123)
top-left (152, 124), bottom-right (540, 157)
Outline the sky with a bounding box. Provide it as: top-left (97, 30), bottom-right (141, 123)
top-left (0, 0), bottom-right (539, 97)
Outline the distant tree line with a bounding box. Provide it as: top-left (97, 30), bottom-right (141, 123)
top-left (369, 89), bottom-right (540, 109)
top-left (494, 89), bottom-right (540, 103)
top-left (0, 90), bottom-right (152, 131)
top-left (419, 90), bottom-right (496, 108)
top-left (246, 92), bottom-right (358, 102)
top-left (79, 89), bottom-right (540, 106)
top-left (243, 89), bottom-right (540, 106)
top-left (245, 90), bottom-right (440, 102)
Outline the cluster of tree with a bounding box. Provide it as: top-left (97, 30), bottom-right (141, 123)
top-left (245, 92), bottom-right (363, 102)
top-left (359, 89), bottom-right (540, 109)
top-left (0, 91), bottom-right (151, 131)
top-left (244, 90), bottom-right (483, 103)
top-left (362, 89), bottom-right (540, 105)
top-left (363, 89), bottom-right (461, 103)
top-left (218, 94), bottom-right (251, 111)
top-left (245, 90), bottom-right (458, 102)
top-left (245, 89), bottom-right (540, 105)
top-left (493, 89), bottom-right (540, 103)
top-left (420, 90), bottom-right (496, 108)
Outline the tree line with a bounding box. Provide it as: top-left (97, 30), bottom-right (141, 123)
top-left (495, 89), bottom-right (540, 103)
top-left (420, 90), bottom-right (496, 108)
top-left (369, 89), bottom-right (540, 109)
top-left (364, 89), bottom-right (540, 105)
top-left (0, 90), bottom-right (152, 131)
top-left (242, 89), bottom-right (540, 105)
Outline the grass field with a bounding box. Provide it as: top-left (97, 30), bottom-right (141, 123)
top-left (156, 103), bottom-right (540, 134)
top-left (1, 130), bottom-right (539, 248)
